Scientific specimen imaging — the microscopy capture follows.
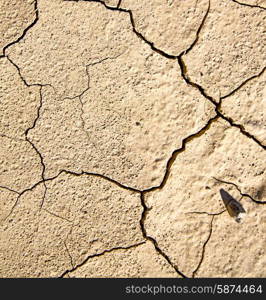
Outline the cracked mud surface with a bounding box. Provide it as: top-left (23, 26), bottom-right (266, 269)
top-left (0, 0), bottom-right (265, 278)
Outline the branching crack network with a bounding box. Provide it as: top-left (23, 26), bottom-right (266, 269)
top-left (1, 0), bottom-right (265, 277)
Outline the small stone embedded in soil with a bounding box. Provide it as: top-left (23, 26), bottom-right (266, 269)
top-left (219, 188), bottom-right (246, 223)
top-left (145, 119), bottom-right (265, 277)
top-left (196, 197), bottom-right (266, 277)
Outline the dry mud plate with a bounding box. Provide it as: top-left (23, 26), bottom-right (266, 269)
top-left (0, 0), bottom-right (265, 278)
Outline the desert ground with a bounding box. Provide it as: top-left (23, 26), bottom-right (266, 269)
top-left (0, 0), bottom-right (265, 278)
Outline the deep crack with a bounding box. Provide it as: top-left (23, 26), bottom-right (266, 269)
top-left (177, 50), bottom-right (266, 150)
top-left (2, 0), bottom-right (265, 279)
top-left (0, 0), bottom-right (39, 58)
top-left (231, 0), bottom-right (266, 10)
top-left (218, 117), bottom-right (265, 150)
top-left (175, 0), bottom-right (266, 150)
top-left (143, 114), bottom-right (219, 194)
top-left (177, 56), bottom-right (217, 106)
top-left (140, 193), bottom-right (188, 278)
top-left (63, 0), bottom-right (178, 59)
top-left (5, 57), bottom-right (56, 208)
top-left (117, 0), bottom-right (122, 9)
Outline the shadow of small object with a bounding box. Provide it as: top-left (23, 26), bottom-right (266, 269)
top-left (220, 189), bottom-right (246, 223)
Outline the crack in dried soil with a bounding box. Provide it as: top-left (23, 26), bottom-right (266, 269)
top-left (64, 0), bottom-right (178, 59)
top-left (117, 0), bottom-right (122, 9)
top-left (2, 0), bottom-right (265, 278)
top-left (2, 167), bottom-right (187, 277)
top-left (192, 215), bottom-right (215, 278)
top-left (59, 241), bottom-right (146, 278)
top-left (143, 115), bottom-right (219, 194)
top-left (6, 57), bottom-right (50, 208)
top-left (0, 0), bottom-right (39, 58)
top-left (0, 185), bottom-right (20, 195)
top-left (43, 208), bottom-right (73, 223)
top-left (177, 39), bottom-right (265, 150)
top-left (140, 193), bottom-right (187, 278)
top-left (231, 0), bottom-right (266, 10)
top-left (221, 67), bottom-right (266, 100)
top-left (63, 0), bottom-right (265, 148)
top-left (63, 55), bottom-right (123, 101)
top-left (63, 54), bottom-right (125, 150)
top-left (213, 177), bottom-right (266, 204)
top-left (2, 169), bottom-right (142, 221)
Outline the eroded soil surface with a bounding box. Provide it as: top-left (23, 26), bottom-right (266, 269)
top-left (0, 0), bottom-right (265, 277)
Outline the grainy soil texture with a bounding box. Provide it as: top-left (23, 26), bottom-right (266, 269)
top-left (0, 0), bottom-right (265, 278)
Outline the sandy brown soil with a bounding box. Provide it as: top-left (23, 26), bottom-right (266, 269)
top-left (0, 0), bottom-right (265, 278)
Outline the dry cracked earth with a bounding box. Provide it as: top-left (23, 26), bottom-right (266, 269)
top-left (0, 0), bottom-right (265, 278)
